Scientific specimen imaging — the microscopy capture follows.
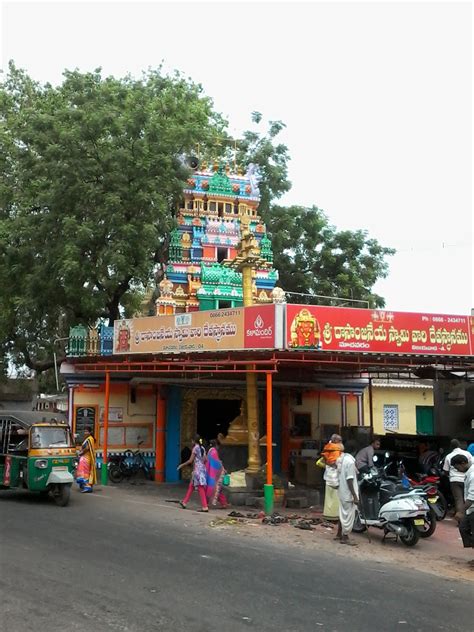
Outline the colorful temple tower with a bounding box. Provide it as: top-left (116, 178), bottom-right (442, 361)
top-left (155, 162), bottom-right (279, 315)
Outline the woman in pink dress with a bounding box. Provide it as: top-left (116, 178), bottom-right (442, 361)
top-left (178, 435), bottom-right (208, 512)
top-left (206, 439), bottom-right (228, 509)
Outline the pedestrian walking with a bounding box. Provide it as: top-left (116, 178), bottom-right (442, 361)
top-left (178, 434), bottom-right (209, 512)
top-left (442, 439), bottom-right (473, 520)
top-left (321, 434), bottom-right (344, 522)
top-left (75, 426), bottom-right (97, 493)
top-left (451, 454), bottom-right (474, 568)
top-left (206, 439), bottom-right (229, 509)
top-left (355, 437), bottom-right (381, 474)
top-left (337, 440), bottom-right (360, 545)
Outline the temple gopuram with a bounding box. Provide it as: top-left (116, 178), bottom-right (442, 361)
top-left (154, 162), bottom-right (280, 315)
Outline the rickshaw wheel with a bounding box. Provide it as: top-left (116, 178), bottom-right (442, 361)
top-left (53, 484), bottom-right (71, 507)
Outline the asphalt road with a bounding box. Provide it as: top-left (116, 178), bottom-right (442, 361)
top-left (0, 486), bottom-right (472, 632)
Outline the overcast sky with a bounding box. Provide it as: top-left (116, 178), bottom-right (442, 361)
top-left (1, 1), bottom-right (472, 315)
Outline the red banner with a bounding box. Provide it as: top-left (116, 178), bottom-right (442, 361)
top-left (286, 305), bottom-right (473, 356)
top-left (244, 304), bottom-right (282, 349)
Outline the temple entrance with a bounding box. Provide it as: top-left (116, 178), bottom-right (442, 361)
top-left (197, 398), bottom-right (242, 442)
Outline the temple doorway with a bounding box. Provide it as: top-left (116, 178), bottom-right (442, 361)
top-left (197, 398), bottom-right (242, 442)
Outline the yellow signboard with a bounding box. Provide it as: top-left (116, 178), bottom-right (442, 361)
top-left (113, 305), bottom-right (280, 354)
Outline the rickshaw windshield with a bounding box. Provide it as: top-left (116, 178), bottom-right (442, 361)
top-left (30, 426), bottom-right (73, 449)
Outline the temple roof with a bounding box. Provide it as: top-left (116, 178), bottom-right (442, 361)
top-left (184, 164), bottom-right (260, 201)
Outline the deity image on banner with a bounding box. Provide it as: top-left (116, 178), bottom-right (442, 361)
top-left (289, 308), bottom-right (321, 349)
top-left (115, 320), bottom-right (131, 352)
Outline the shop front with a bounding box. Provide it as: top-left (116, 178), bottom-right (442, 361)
top-left (63, 303), bottom-right (474, 488)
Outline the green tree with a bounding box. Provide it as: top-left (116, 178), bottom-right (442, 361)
top-left (0, 65), bottom-right (395, 377)
top-left (267, 205), bottom-right (395, 308)
top-left (0, 63), bottom-right (226, 372)
top-left (236, 111), bottom-right (291, 215)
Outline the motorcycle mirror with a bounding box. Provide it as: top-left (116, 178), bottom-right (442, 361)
top-left (385, 451), bottom-right (390, 458)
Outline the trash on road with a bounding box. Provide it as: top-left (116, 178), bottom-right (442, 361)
top-left (293, 520), bottom-right (314, 531)
top-left (209, 517), bottom-right (247, 528)
top-left (262, 513), bottom-right (288, 525)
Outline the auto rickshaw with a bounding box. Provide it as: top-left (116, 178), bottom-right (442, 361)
top-left (0, 416), bottom-right (76, 506)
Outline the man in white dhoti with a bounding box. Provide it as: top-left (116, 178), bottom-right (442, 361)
top-left (337, 441), bottom-right (360, 546)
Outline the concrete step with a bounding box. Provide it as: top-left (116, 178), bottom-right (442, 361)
top-left (245, 496), bottom-right (265, 508)
top-left (286, 496), bottom-right (309, 509)
top-left (227, 490), bottom-right (263, 506)
top-left (226, 492), bottom-right (250, 506)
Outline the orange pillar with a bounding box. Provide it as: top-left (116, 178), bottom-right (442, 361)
top-left (155, 387), bottom-right (166, 483)
top-left (266, 372), bottom-right (273, 485)
top-left (101, 370), bottom-right (110, 485)
top-left (264, 372), bottom-right (274, 514)
top-left (281, 390), bottom-right (290, 473)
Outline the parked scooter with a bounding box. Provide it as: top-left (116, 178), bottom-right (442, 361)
top-left (353, 465), bottom-right (430, 547)
top-left (381, 475), bottom-right (438, 538)
top-left (377, 455), bottom-right (438, 537)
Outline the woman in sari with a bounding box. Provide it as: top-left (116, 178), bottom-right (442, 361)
top-left (178, 435), bottom-right (208, 512)
top-left (206, 439), bottom-right (228, 509)
top-left (75, 426), bottom-right (97, 493)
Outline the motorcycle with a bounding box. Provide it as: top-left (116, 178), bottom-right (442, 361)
top-left (108, 442), bottom-right (152, 483)
top-left (353, 467), bottom-right (430, 547)
top-left (408, 476), bottom-right (448, 520)
top-left (399, 463), bottom-right (448, 521)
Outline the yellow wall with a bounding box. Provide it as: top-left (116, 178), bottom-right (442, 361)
top-left (370, 387), bottom-right (434, 435)
top-left (288, 386), bottom-right (433, 439)
top-left (289, 390), bottom-right (365, 440)
top-left (73, 384), bottom-right (156, 449)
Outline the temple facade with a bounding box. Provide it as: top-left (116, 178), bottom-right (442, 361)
top-left (154, 162), bottom-right (279, 315)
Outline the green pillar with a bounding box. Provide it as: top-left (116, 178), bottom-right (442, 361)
top-left (264, 483), bottom-right (274, 515)
top-left (101, 461), bottom-right (108, 486)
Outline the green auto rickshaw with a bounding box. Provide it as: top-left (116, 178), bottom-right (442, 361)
top-left (0, 415), bottom-right (76, 506)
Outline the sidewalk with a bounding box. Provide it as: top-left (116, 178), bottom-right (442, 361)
top-left (94, 481), bottom-right (473, 583)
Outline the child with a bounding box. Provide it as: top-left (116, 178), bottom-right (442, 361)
top-left (321, 434), bottom-right (344, 468)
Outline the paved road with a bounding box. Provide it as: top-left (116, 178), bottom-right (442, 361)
top-left (1, 486), bottom-right (471, 632)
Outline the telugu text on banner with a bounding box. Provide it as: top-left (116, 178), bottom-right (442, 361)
top-left (113, 305), bottom-right (280, 354)
top-left (286, 305), bottom-right (473, 356)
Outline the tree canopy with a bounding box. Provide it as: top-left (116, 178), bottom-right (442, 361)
top-left (0, 63), bottom-right (225, 371)
top-left (235, 111), bottom-right (291, 215)
top-left (266, 205), bottom-right (394, 307)
top-left (0, 65), bottom-right (394, 379)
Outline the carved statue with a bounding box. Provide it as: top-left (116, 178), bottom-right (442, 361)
top-left (187, 273), bottom-right (201, 297)
top-left (219, 400), bottom-right (267, 446)
top-left (245, 163), bottom-right (261, 196)
top-left (219, 400), bottom-right (248, 445)
top-left (158, 276), bottom-right (174, 298)
top-left (271, 286), bottom-right (286, 304)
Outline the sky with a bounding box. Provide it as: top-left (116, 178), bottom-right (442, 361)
top-left (1, 0), bottom-right (472, 315)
